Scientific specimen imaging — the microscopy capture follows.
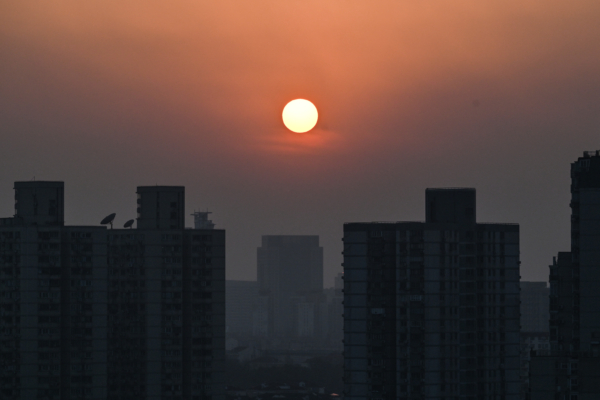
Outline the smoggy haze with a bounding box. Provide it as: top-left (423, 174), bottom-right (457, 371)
top-left (1, 1), bottom-right (600, 285)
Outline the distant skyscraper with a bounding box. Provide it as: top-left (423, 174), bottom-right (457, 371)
top-left (530, 151), bottom-right (600, 399)
top-left (518, 282), bottom-right (550, 395)
top-left (343, 188), bottom-right (521, 400)
top-left (323, 272), bottom-right (344, 350)
top-left (520, 281), bottom-right (549, 333)
top-left (0, 181), bottom-right (225, 400)
top-left (226, 280), bottom-right (258, 335)
top-left (256, 235), bottom-right (323, 341)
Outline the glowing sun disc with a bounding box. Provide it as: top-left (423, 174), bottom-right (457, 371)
top-left (282, 99), bottom-right (318, 133)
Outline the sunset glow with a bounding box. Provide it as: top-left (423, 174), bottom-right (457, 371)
top-left (282, 99), bottom-right (318, 133)
top-left (2, 0), bottom-right (600, 284)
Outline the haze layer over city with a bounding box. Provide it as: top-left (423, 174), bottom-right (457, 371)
top-left (2, 1), bottom-right (600, 286)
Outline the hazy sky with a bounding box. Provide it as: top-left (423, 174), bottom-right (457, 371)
top-left (2, 1), bottom-right (600, 285)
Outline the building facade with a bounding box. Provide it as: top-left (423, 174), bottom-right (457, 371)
top-left (226, 280), bottom-right (258, 336)
top-left (518, 282), bottom-right (549, 397)
top-left (547, 252), bottom-right (574, 354)
top-left (256, 235), bottom-right (324, 342)
top-left (571, 152), bottom-right (600, 353)
top-left (519, 332), bottom-right (549, 397)
top-left (0, 182), bottom-right (224, 400)
top-left (520, 282), bottom-right (549, 333)
top-left (343, 188), bottom-right (521, 400)
top-left (322, 273), bottom-right (344, 351)
top-left (530, 151), bottom-right (600, 400)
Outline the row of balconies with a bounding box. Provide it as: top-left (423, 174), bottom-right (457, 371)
top-left (0, 230), bottom-right (20, 240)
top-left (0, 267), bottom-right (20, 277)
top-left (0, 255), bottom-right (20, 266)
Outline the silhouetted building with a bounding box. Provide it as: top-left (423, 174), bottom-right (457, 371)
top-left (520, 281), bottom-right (549, 333)
top-left (136, 186), bottom-right (185, 230)
top-left (0, 181), bottom-right (225, 400)
top-left (549, 252), bottom-right (575, 352)
top-left (13, 181), bottom-right (65, 227)
top-left (343, 188), bottom-right (521, 400)
top-left (529, 356), bottom-right (600, 399)
top-left (256, 235), bottom-right (324, 342)
top-left (0, 182), bottom-right (108, 398)
top-left (520, 332), bottom-right (550, 397)
top-left (518, 282), bottom-right (549, 396)
top-left (323, 273), bottom-right (343, 350)
top-left (226, 280), bottom-right (258, 335)
top-left (252, 294), bottom-right (269, 338)
top-left (107, 187), bottom-right (225, 400)
top-left (530, 151), bottom-right (600, 400)
top-left (571, 152), bottom-right (600, 352)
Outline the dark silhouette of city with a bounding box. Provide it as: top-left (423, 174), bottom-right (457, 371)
top-left (2, 151), bottom-right (600, 399)
top-left (0, 184), bottom-right (225, 399)
top-left (2, 3), bottom-right (600, 399)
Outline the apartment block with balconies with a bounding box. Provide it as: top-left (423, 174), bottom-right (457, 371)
top-left (343, 188), bottom-right (521, 400)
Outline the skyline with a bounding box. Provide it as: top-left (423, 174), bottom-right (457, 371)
top-left (2, 1), bottom-right (600, 285)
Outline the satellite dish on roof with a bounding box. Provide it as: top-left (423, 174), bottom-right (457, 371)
top-left (100, 213), bottom-right (116, 229)
top-left (124, 219), bottom-right (134, 229)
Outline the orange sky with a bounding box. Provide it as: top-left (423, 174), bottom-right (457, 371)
top-left (2, 0), bottom-right (600, 283)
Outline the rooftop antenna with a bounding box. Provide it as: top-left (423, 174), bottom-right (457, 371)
top-left (100, 213), bottom-right (116, 229)
top-left (123, 219), bottom-right (135, 229)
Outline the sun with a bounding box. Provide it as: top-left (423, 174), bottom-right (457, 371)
top-left (282, 99), bottom-right (318, 133)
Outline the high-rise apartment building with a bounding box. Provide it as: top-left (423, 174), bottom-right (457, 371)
top-left (136, 186), bottom-right (185, 230)
top-left (520, 282), bottom-right (549, 333)
top-left (256, 235), bottom-right (323, 341)
top-left (343, 188), bottom-right (521, 400)
top-left (530, 151), bottom-right (600, 399)
top-left (519, 281), bottom-right (550, 396)
top-left (566, 151), bottom-right (600, 352)
top-left (107, 186), bottom-right (225, 400)
top-left (548, 252), bottom-right (575, 352)
top-left (226, 280), bottom-right (258, 336)
top-left (1, 182), bottom-right (109, 399)
top-left (12, 181), bottom-right (65, 227)
top-left (0, 182), bottom-right (224, 400)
